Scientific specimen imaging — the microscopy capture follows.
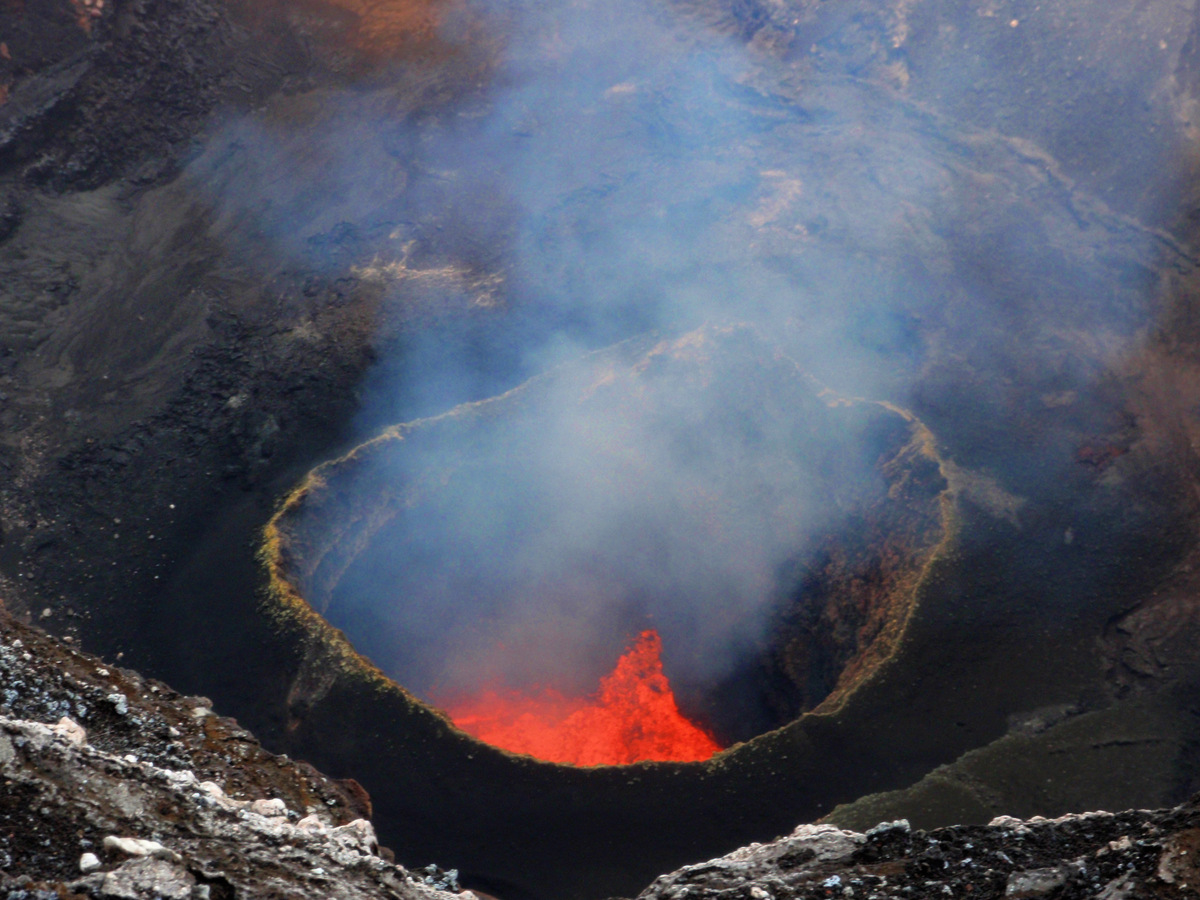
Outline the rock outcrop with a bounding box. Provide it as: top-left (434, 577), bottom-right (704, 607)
top-left (639, 805), bottom-right (1200, 900)
top-left (0, 604), bottom-right (463, 900)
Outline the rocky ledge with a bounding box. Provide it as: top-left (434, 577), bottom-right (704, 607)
top-left (639, 809), bottom-right (1200, 900)
top-left (0, 604), bottom-right (463, 900)
top-left (0, 715), bottom-right (468, 900)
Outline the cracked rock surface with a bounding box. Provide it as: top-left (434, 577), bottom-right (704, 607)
top-left (636, 805), bottom-right (1200, 900)
top-left (0, 604), bottom-right (461, 900)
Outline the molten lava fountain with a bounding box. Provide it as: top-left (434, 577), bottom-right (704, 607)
top-left (441, 630), bottom-right (723, 766)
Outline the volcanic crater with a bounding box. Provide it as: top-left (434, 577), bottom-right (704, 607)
top-left (261, 322), bottom-right (959, 897)
top-left (265, 324), bottom-right (949, 755)
top-left (7, 0), bottom-right (1200, 899)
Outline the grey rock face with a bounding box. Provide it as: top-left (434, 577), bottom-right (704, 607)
top-left (641, 823), bottom-right (867, 899)
top-left (0, 714), bottom-right (461, 900)
top-left (81, 857), bottom-right (196, 900)
top-left (635, 803), bottom-right (1200, 900)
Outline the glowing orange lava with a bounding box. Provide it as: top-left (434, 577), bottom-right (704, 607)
top-left (442, 630), bottom-right (723, 766)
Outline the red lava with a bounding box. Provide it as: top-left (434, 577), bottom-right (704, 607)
top-left (442, 630), bottom-right (723, 766)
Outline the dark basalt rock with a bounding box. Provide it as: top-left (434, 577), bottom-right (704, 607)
top-left (635, 802), bottom-right (1200, 900)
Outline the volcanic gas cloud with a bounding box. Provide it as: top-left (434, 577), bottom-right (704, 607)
top-left (440, 630), bottom-right (722, 766)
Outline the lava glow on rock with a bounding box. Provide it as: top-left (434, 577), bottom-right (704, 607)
top-left (440, 630), bottom-right (723, 766)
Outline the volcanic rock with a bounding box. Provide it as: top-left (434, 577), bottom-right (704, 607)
top-left (100, 837), bottom-right (182, 864)
top-left (51, 715), bottom-right (86, 746)
top-left (635, 800), bottom-right (1200, 900)
top-left (81, 857), bottom-right (198, 900)
top-left (0, 603), bottom-right (462, 900)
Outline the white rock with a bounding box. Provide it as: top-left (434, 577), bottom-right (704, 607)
top-left (332, 818), bottom-right (379, 854)
top-left (250, 797), bottom-right (287, 817)
top-left (197, 781), bottom-right (226, 798)
top-left (106, 693), bottom-right (129, 716)
top-left (296, 814), bottom-right (328, 835)
top-left (79, 851), bottom-right (102, 874)
top-left (197, 780), bottom-right (247, 810)
top-left (99, 857), bottom-right (195, 900)
top-left (164, 769), bottom-right (197, 788)
top-left (989, 815), bottom-right (1028, 829)
top-left (780, 824), bottom-right (863, 863)
top-left (1097, 835), bottom-right (1133, 856)
top-left (51, 717), bottom-right (87, 747)
top-left (865, 819), bottom-right (910, 836)
top-left (102, 835), bottom-right (182, 863)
